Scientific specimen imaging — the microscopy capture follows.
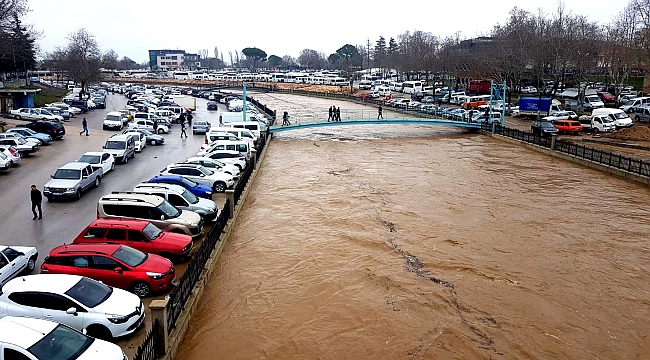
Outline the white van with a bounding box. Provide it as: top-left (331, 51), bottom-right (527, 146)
top-left (200, 140), bottom-right (251, 161)
top-left (449, 92), bottom-right (468, 104)
top-left (591, 108), bottom-right (633, 129)
top-left (620, 96), bottom-right (650, 113)
top-left (206, 127), bottom-right (257, 147)
top-left (226, 121), bottom-right (262, 138)
top-left (358, 80), bottom-right (372, 90)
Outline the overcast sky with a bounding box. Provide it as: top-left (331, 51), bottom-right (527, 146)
top-left (27, 0), bottom-right (628, 63)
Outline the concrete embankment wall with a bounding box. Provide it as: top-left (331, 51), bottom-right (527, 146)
top-left (484, 130), bottom-right (650, 186)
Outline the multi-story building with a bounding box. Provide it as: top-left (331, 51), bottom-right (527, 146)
top-left (148, 50), bottom-right (201, 71)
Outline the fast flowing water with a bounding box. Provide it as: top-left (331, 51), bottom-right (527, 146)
top-left (176, 97), bottom-right (650, 360)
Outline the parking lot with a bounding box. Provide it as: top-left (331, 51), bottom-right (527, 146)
top-left (0, 92), bottom-right (236, 357)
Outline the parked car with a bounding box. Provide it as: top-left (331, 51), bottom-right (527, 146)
top-left (161, 163), bottom-right (234, 193)
top-left (102, 111), bottom-right (124, 130)
top-left (97, 193), bottom-right (203, 238)
top-left (19, 120), bottom-right (66, 139)
top-left (552, 120), bottom-right (583, 134)
top-left (531, 121), bottom-right (559, 136)
top-left (0, 245), bottom-right (38, 285)
top-left (42, 244), bottom-right (175, 298)
top-left (43, 162), bottom-right (103, 201)
top-left (358, 93), bottom-right (373, 100)
top-left (597, 91), bottom-right (616, 102)
top-left (72, 219), bottom-right (193, 259)
top-left (133, 183), bottom-right (218, 221)
top-left (0, 132), bottom-right (42, 147)
top-left (123, 131), bottom-right (146, 152)
top-left (542, 111), bottom-right (579, 122)
top-left (207, 101), bottom-right (218, 110)
top-left (520, 86), bottom-right (538, 94)
top-left (0, 145), bottom-right (21, 166)
top-left (146, 175), bottom-right (213, 199)
top-left (0, 137), bottom-right (39, 155)
top-left (192, 120), bottom-right (211, 134)
top-left (47, 102), bottom-right (80, 115)
top-left (0, 274), bottom-right (144, 339)
top-left (78, 152), bottom-right (115, 175)
top-left (130, 119), bottom-right (169, 134)
top-left (202, 150), bottom-right (248, 170)
top-left (102, 134), bottom-right (136, 164)
top-left (0, 317), bottom-right (127, 360)
top-left (5, 127), bottom-right (52, 144)
top-left (43, 106), bottom-right (71, 120)
top-left (122, 128), bottom-right (165, 146)
top-left (0, 152), bottom-right (10, 171)
top-left (183, 157), bottom-right (240, 178)
top-left (10, 108), bottom-right (61, 121)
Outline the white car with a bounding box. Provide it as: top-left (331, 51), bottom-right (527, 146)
top-left (0, 145), bottom-right (21, 166)
top-left (200, 150), bottom-right (247, 171)
top-left (0, 317), bottom-right (126, 360)
top-left (521, 86), bottom-right (538, 94)
top-left (161, 163), bottom-right (234, 193)
top-left (0, 274), bottom-right (145, 340)
top-left (542, 111), bottom-right (579, 122)
top-left (78, 152), bottom-right (115, 175)
top-left (0, 245), bottom-right (38, 286)
top-left (102, 111), bottom-right (124, 130)
top-left (9, 108), bottom-right (61, 121)
top-left (48, 102), bottom-right (81, 115)
top-left (123, 131), bottom-right (146, 152)
top-left (130, 119), bottom-right (169, 134)
top-left (184, 157), bottom-right (241, 178)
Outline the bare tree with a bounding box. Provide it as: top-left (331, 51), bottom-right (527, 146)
top-left (49, 28), bottom-right (103, 99)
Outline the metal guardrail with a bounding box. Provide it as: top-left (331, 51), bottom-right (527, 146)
top-left (133, 319), bottom-right (160, 360)
top-left (486, 124), bottom-right (650, 178)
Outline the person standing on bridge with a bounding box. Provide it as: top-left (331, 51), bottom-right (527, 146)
top-left (378, 105), bottom-right (383, 119)
top-left (282, 111), bottom-right (290, 126)
top-left (336, 107), bottom-right (341, 121)
top-left (328, 106), bottom-right (333, 122)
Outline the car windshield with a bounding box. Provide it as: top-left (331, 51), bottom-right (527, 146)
top-left (541, 122), bottom-right (556, 128)
top-left (104, 140), bottom-right (125, 149)
top-left (53, 169), bottom-right (81, 180)
top-left (78, 155), bottom-right (100, 164)
top-left (157, 200), bottom-right (181, 218)
top-left (140, 129), bottom-right (153, 135)
top-left (181, 188), bottom-right (199, 204)
top-left (180, 177), bottom-right (198, 187)
top-left (625, 99), bottom-right (636, 105)
top-left (613, 112), bottom-right (629, 120)
top-left (197, 165), bottom-right (213, 175)
top-left (106, 114), bottom-right (121, 121)
top-left (571, 122), bottom-right (581, 126)
top-left (14, 137), bottom-right (26, 144)
top-left (28, 324), bottom-right (94, 360)
top-left (142, 223), bottom-right (162, 239)
top-left (40, 109), bottom-right (53, 115)
top-left (602, 117), bottom-right (614, 123)
top-left (64, 277), bottom-right (113, 308)
top-left (112, 245), bottom-right (147, 267)
top-left (20, 128), bottom-right (36, 135)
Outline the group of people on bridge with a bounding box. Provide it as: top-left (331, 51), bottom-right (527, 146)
top-left (328, 106), bottom-right (341, 122)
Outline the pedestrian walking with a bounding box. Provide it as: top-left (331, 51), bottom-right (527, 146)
top-left (378, 105), bottom-right (383, 119)
top-left (282, 111), bottom-right (290, 126)
top-left (336, 107), bottom-right (341, 121)
top-left (328, 106), bottom-right (333, 122)
top-left (178, 112), bottom-right (186, 125)
top-left (79, 118), bottom-right (88, 136)
top-left (153, 118), bottom-right (158, 133)
top-left (180, 120), bottom-right (188, 138)
top-left (437, 98), bottom-right (442, 107)
top-left (469, 109), bottom-right (474, 122)
top-left (186, 111), bottom-right (193, 126)
top-left (30, 185), bottom-right (42, 220)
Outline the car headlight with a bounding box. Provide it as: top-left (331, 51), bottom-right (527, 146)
top-left (106, 313), bottom-right (130, 324)
top-left (67, 188), bottom-right (75, 192)
top-left (147, 272), bottom-right (165, 280)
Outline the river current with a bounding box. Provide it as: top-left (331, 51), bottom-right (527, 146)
top-left (176, 94), bottom-right (650, 360)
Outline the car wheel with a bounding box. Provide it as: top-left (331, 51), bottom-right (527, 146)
top-left (46, 196), bottom-right (53, 203)
top-left (131, 281), bottom-right (152, 298)
top-left (150, 140), bottom-right (157, 146)
top-left (15, 115), bottom-right (21, 120)
top-left (130, 151), bottom-right (135, 159)
top-left (593, 128), bottom-right (599, 134)
top-left (110, 162), bottom-right (115, 171)
top-left (123, 155), bottom-right (128, 164)
top-left (86, 325), bottom-right (112, 341)
top-left (94, 176), bottom-right (101, 188)
top-left (213, 181), bottom-right (226, 193)
top-left (24, 256), bottom-right (36, 273)
top-left (75, 189), bottom-right (82, 200)
top-left (158, 129), bottom-right (164, 134)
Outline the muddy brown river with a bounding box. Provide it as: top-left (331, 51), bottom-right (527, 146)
top-left (176, 108), bottom-right (650, 359)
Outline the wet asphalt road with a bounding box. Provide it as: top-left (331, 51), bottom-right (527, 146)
top-left (0, 93), bottom-right (226, 269)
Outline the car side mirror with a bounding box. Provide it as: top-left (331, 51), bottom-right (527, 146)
top-left (101, 145), bottom-right (105, 149)
top-left (66, 307), bottom-right (78, 316)
top-left (50, 174), bottom-right (54, 178)
top-left (114, 266), bottom-right (123, 274)
top-left (160, 215), bottom-right (166, 220)
top-left (82, 328), bottom-right (88, 335)
top-left (82, 175), bottom-right (88, 179)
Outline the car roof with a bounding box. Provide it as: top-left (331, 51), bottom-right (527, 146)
top-left (100, 193), bottom-right (163, 205)
top-left (3, 273), bottom-right (84, 294)
top-left (87, 218), bottom-right (149, 230)
top-left (0, 316), bottom-right (58, 349)
top-left (81, 152), bottom-right (104, 156)
top-left (49, 243), bottom-right (122, 257)
top-left (60, 162), bottom-right (90, 170)
top-left (108, 134), bottom-right (130, 141)
top-left (135, 182), bottom-right (185, 194)
top-left (167, 163), bottom-right (201, 169)
top-left (106, 111), bottom-right (121, 116)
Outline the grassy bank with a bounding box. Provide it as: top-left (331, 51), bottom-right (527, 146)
top-left (33, 85), bottom-right (67, 107)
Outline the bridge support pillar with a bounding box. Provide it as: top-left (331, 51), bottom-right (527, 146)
top-left (551, 134), bottom-right (557, 150)
top-left (149, 299), bottom-right (169, 356)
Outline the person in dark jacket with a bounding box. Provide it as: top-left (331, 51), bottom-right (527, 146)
top-left (186, 111), bottom-right (193, 126)
top-left (180, 120), bottom-right (188, 138)
top-left (79, 118), bottom-right (88, 136)
top-left (378, 106), bottom-right (383, 119)
top-left (153, 118), bottom-right (158, 132)
top-left (336, 107), bottom-right (341, 121)
top-left (30, 185), bottom-right (42, 220)
top-left (328, 106), bottom-right (333, 122)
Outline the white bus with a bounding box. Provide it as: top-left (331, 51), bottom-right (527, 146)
top-left (402, 81), bottom-right (423, 94)
top-left (173, 72), bottom-right (191, 80)
top-left (270, 73), bottom-right (286, 82)
top-left (330, 77), bottom-right (348, 86)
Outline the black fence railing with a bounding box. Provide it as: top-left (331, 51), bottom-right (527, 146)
top-left (133, 319), bottom-right (160, 360)
top-left (234, 158), bottom-right (254, 206)
top-left (165, 198), bottom-right (231, 335)
top-left (487, 124), bottom-right (650, 178)
top-left (247, 96), bottom-right (276, 120)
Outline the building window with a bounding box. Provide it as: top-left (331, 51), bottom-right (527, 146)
top-left (172, 56), bottom-right (177, 60)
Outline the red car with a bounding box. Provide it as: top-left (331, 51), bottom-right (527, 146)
top-left (358, 93), bottom-right (373, 99)
top-left (41, 243), bottom-right (175, 297)
top-left (72, 219), bottom-right (193, 259)
top-left (597, 91), bottom-right (616, 102)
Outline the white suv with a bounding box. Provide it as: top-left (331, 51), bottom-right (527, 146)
top-left (0, 316), bottom-right (126, 360)
top-left (102, 111), bottom-right (124, 130)
top-left (161, 163), bottom-right (234, 193)
top-left (0, 274), bottom-right (144, 340)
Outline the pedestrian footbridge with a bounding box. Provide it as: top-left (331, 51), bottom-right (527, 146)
top-left (268, 109), bottom-right (482, 133)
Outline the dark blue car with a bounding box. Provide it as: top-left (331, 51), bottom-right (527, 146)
top-left (147, 175), bottom-right (213, 199)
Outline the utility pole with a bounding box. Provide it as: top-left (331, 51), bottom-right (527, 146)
top-left (366, 38), bottom-right (371, 72)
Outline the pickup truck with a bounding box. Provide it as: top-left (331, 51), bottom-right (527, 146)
top-left (577, 114), bottom-right (616, 133)
top-left (43, 162), bottom-right (103, 201)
